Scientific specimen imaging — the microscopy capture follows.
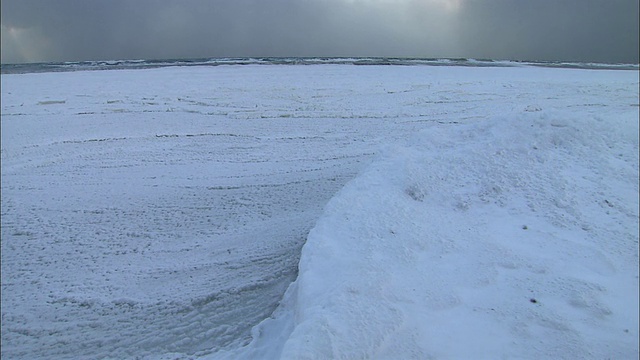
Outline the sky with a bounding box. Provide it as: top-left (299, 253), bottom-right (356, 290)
top-left (1, 0), bottom-right (639, 64)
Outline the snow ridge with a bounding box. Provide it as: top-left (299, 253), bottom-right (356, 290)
top-left (229, 103), bottom-right (639, 358)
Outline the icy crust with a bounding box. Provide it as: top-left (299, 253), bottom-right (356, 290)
top-left (234, 108), bottom-right (639, 358)
top-left (2, 65), bottom-right (638, 359)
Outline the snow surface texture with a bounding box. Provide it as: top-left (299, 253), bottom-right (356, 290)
top-left (2, 65), bottom-right (638, 359)
top-left (212, 66), bottom-right (639, 360)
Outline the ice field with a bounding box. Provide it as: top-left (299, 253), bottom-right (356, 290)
top-left (1, 64), bottom-right (638, 359)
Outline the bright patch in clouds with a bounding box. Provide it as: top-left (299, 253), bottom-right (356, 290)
top-left (347, 0), bottom-right (461, 10)
top-left (424, 0), bottom-right (462, 12)
top-left (1, 24), bottom-right (61, 64)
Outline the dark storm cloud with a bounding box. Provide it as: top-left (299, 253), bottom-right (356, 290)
top-left (1, 0), bottom-right (638, 64)
top-left (457, 0), bottom-right (639, 63)
top-left (2, 0), bottom-right (458, 63)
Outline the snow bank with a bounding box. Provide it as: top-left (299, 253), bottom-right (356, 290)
top-left (227, 79), bottom-right (639, 358)
top-left (2, 65), bottom-right (637, 359)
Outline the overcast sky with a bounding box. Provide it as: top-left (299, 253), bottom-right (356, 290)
top-left (1, 0), bottom-right (638, 64)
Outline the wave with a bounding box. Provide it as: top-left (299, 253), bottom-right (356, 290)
top-left (2, 57), bottom-right (638, 74)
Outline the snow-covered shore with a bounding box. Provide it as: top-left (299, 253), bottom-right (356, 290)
top-left (2, 65), bottom-right (638, 359)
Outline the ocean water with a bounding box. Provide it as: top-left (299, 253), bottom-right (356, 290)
top-left (2, 56), bottom-right (638, 74)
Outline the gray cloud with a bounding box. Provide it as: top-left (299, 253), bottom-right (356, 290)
top-left (1, 0), bottom-right (638, 64)
top-left (457, 0), bottom-right (639, 63)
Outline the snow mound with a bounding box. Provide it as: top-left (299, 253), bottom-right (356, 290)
top-left (227, 105), bottom-right (639, 359)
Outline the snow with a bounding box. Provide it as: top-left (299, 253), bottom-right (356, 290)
top-left (1, 64), bottom-right (638, 359)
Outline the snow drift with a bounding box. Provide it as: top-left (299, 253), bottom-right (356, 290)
top-left (223, 75), bottom-right (639, 359)
top-left (2, 64), bottom-right (638, 359)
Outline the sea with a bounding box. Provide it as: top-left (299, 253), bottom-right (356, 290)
top-left (1, 57), bottom-right (638, 74)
